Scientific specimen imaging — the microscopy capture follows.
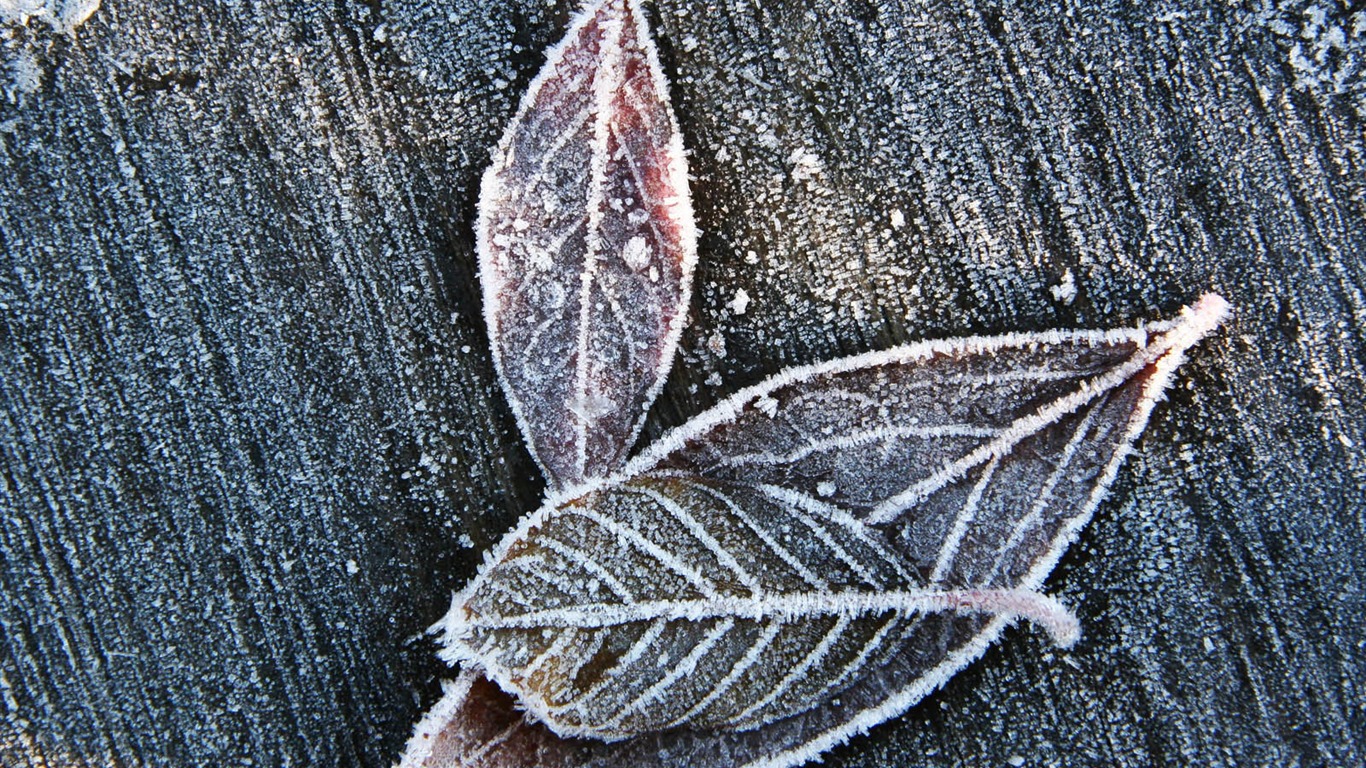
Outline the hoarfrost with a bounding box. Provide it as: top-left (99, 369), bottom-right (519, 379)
top-left (729, 288), bottom-right (750, 316)
top-left (0, 0), bottom-right (100, 35)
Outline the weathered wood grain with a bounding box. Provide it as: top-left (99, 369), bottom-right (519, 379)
top-left (1, 1), bottom-right (1361, 766)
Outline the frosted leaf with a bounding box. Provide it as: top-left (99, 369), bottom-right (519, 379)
top-left (440, 475), bottom-right (1078, 741)
top-left (633, 295), bottom-right (1230, 541)
top-left (477, 0), bottom-right (697, 490)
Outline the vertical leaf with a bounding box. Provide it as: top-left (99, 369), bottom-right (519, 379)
top-left (477, 0), bottom-right (697, 490)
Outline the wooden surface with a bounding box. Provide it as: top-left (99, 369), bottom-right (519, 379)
top-left (2, 1), bottom-right (1362, 766)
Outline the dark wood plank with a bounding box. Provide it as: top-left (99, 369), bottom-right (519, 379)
top-left (1, 1), bottom-right (1361, 766)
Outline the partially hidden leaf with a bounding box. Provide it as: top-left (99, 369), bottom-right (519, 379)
top-left (477, 0), bottom-right (697, 490)
top-left (398, 668), bottom-right (576, 768)
top-left (407, 295), bottom-right (1228, 767)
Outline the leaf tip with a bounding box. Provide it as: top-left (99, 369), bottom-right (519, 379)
top-left (1046, 607), bottom-right (1082, 650)
top-left (1185, 292), bottom-right (1231, 340)
top-left (1019, 592), bottom-right (1081, 649)
top-left (955, 588), bottom-right (1081, 649)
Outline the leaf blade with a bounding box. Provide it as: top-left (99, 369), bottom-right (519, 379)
top-left (442, 474), bottom-right (1077, 741)
top-left (443, 474), bottom-right (921, 738)
top-left (629, 295), bottom-right (1229, 530)
top-left (477, 0), bottom-right (697, 490)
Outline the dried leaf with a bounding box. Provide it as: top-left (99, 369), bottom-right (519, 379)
top-left (630, 296), bottom-right (1231, 583)
top-left (477, 0), bottom-right (696, 490)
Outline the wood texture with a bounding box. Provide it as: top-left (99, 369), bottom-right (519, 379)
top-left (1, 1), bottom-right (1361, 767)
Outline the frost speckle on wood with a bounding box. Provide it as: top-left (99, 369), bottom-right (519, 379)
top-left (1256, 2), bottom-right (1365, 109)
top-left (398, 1), bottom-right (1229, 767)
top-left (1, 0), bottom-right (100, 104)
top-left (0, 0), bottom-right (100, 34)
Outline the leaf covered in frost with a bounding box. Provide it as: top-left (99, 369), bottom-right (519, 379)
top-left (441, 473), bottom-right (1077, 741)
top-left (477, 0), bottom-right (697, 490)
top-left (631, 295), bottom-right (1231, 582)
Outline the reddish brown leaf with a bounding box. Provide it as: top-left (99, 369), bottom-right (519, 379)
top-left (477, 0), bottom-right (696, 490)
